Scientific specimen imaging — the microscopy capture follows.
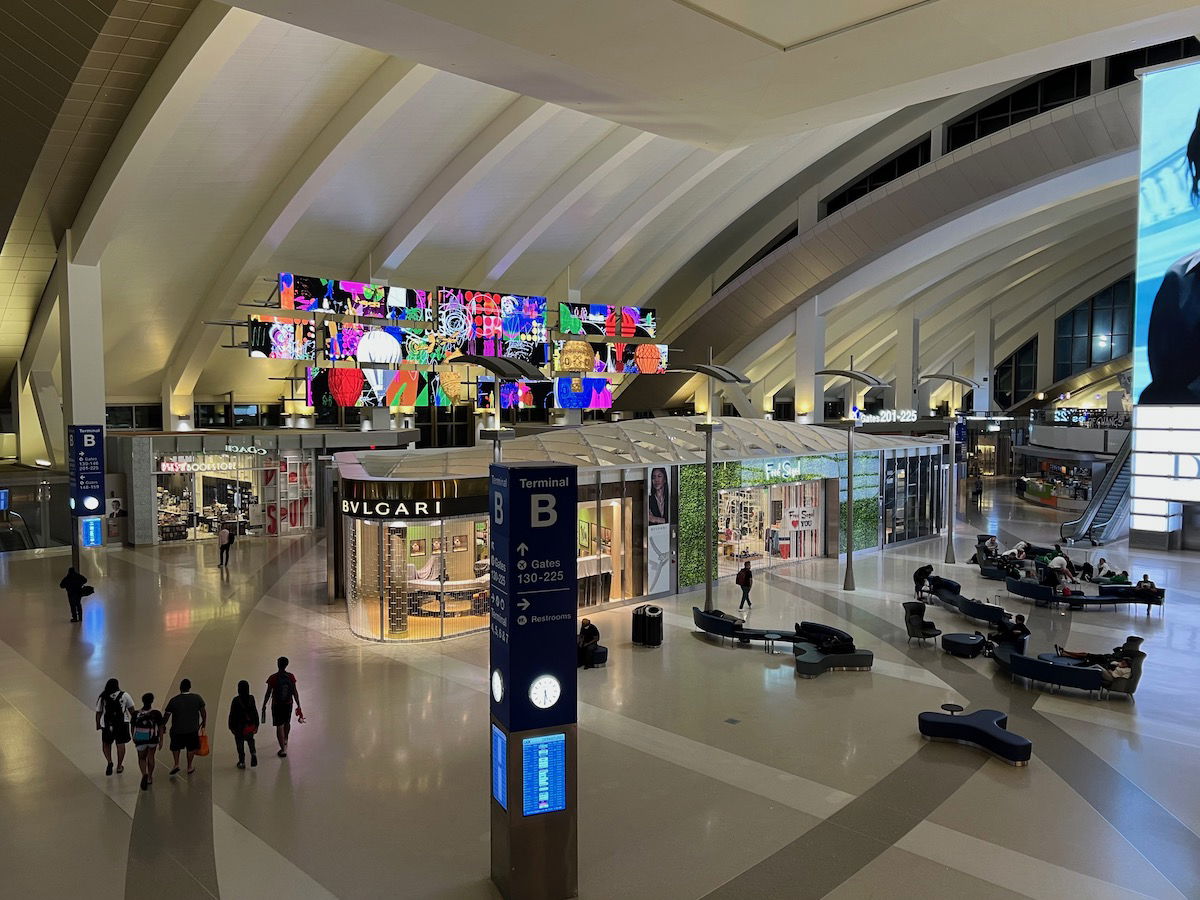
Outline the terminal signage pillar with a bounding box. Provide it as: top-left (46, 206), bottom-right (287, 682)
top-left (489, 462), bottom-right (578, 900)
top-left (67, 424), bottom-right (105, 570)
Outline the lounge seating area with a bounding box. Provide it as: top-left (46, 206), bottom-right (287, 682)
top-left (1006, 577), bottom-right (1165, 615)
top-left (927, 574), bottom-right (1013, 627)
top-left (918, 708), bottom-right (1032, 766)
top-left (691, 606), bottom-right (798, 646)
top-left (791, 621), bottom-right (874, 677)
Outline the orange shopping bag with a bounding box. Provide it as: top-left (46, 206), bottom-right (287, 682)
top-left (196, 730), bottom-right (210, 757)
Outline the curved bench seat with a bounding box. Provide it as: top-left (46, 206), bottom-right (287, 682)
top-left (793, 642), bottom-right (874, 678)
top-left (918, 708), bottom-right (1031, 765)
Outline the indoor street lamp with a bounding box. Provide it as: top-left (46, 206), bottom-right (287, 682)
top-left (445, 355), bottom-right (546, 462)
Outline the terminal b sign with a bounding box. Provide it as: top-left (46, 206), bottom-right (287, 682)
top-left (488, 462), bottom-right (578, 734)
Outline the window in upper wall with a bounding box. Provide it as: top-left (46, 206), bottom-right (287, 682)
top-left (821, 135), bottom-right (932, 218)
top-left (945, 63), bottom-right (1090, 153)
top-left (994, 337), bottom-right (1038, 410)
top-left (1106, 37), bottom-right (1200, 89)
top-left (1053, 274), bottom-right (1133, 382)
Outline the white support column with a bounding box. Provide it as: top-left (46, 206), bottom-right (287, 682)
top-left (1036, 318), bottom-right (1055, 397)
top-left (793, 298), bottom-right (825, 423)
top-left (893, 309), bottom-right (919, 412)
top-left (972, 308), bottom-right (994, 413)
top-left (59, 230), bottom-right (106, 428)
top-left (929, 123), bottom-right (946, 161)
top-left (161, 382), bottom-right (193, 431)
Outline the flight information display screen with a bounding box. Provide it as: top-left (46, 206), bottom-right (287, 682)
top-left (521, 733), bottom-right (567, 816)
top-left (491, 724), bottom-right (507, 810)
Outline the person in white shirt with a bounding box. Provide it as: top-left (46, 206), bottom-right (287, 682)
top-left (218, 525), bottom-right (232, 568)
top-left (94, 677), bottom-right (135, 776)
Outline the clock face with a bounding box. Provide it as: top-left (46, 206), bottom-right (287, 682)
top-left (491, 669), bottom-right (504, 703)
top-left (528, 675), bottom-right (561, 709)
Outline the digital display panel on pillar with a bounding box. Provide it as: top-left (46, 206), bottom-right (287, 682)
top-left (521, 733), bottom-right (567, 816)
top-left (491, 724), bottom-right (507, 810)
top-left (80, 516), bottom-right (103, 548)
top-left (1131, 58), bottom-right (1200, 539)
top-left (1134, 59), bottom-right (1200, 404)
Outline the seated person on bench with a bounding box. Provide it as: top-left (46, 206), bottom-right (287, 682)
top-left (988, 614), bottom-right (1031, 648)
top-left (577, 618), bottom-right (601, 669)
top-left (1134, 574), bottom-right (1159, 597)
top-left (1054, 636), bottom-right (1143, 677)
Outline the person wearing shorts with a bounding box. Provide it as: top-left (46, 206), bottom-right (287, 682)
top-left (163, 678), bottom-right (206, 776)
top-left (94, 677), bottom-right (135, 776)
top-left (262, 657), bottom-right (302, 758)
top-left (131, 693), bottom-right (164, 790)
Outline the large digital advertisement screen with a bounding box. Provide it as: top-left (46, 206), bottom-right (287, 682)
top-left (1135, 60), bottom-right (1200, 403)
top-left (280, 272), bottom-right (431, 320)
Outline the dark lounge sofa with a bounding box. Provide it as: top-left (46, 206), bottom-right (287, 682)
top-left (918, 708), bottom-right (1031, 766)
top-left (929, 575), bottom-right (1011, 626)
top-left (790, 621), bottom-right (873, 677)
top-left (692, 607), bottom-right (799, 646)
top-left (1003, 653), bottom-right (1105, 695)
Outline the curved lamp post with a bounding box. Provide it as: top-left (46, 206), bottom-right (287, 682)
top-left (445, 355), bottom-right (547, 462)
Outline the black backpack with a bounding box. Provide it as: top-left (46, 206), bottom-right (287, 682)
top-left (273, 673), bottom-right (293, 705)
top-left (103, 691), bottom-right (125, 728)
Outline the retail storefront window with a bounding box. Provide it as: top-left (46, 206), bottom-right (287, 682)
top-left (344, 515), bottom-right (491, 642)
top-left (156, 451), bottom-right (313, 541)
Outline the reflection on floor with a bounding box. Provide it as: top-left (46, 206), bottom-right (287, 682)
top-left (1, 479), bottom-right (1198, 899)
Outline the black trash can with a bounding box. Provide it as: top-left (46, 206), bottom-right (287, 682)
top-left (632, 604), bottom-right (648, 644)
top-left (643, 605), bottom-right (663, 647)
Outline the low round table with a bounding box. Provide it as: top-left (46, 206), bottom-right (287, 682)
top-left (763, 633), bottom-right (782, 654)
top-left (940, 703), bottom-right (965, 716)
top-left (941, 633), bottom-right (986, 658)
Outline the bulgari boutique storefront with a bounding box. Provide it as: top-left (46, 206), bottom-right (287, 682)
top-left (333, 454), bottom-right (647, 642)
top-left (330, 417), bottom-right (947, 643)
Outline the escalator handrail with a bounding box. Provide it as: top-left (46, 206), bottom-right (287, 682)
top-left (1059, 431), bottom-right (1132, 541)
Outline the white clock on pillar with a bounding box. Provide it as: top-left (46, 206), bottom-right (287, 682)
top-left (491, 669), bottom-right (504, 703)
top-left (528, 675), bottom-right (561, 709)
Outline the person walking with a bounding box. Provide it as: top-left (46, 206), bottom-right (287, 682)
top-left (163, 678), bottom-right (206, 777)
top-left (130, 693), bottom-right (164, 791)
top-left (736, 561), bottom-right (753, 610)
top-left (94, 677), bottom-right (135, 776)
top-left (228, 680), bottom-right (259, 769)
top-left (218, 524), bottom-right (232, 568)
top-left (60, 566), bottom-right (89, 622)
top-left (262, 657), bottom-right (302, 758)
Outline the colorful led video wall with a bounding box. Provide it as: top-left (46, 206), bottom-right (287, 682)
top-left (307, 367), bottom-right (451, 409)
top-left (554, 377), bottom-right (612, 409)
top-left (437, 287), bottom-right (548, 362)
top-left (559, 303), bottom-right (657, 338)
top-left (551, 341), bottom-right (668, 374)
top-left (1131, 59), bottom-right (1200, 540)
top-left (476, 379), bottom-right (552, 410)
top-left (280, 272), bottom-right (430, 320)
top-left (248, 315), bottom-right (316, 360)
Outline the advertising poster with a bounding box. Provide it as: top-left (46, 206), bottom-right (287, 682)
top-left (646, 466), bottom-right (671, 594)
top-left (1135, 60), bottom-right (1200, 403)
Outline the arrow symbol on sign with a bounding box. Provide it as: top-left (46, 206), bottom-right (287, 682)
top-left (517, 599), bottom-right (530, 611)
top-left (516, 542), bottom-right (529, 556)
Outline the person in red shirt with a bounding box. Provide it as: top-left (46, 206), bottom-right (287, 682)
top-left (261, 657), bottom-right (302, 758)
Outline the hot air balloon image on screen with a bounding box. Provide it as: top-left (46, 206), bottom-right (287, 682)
top-left (357, 328), bottom-right (403, 405)
top-left (328, 368), bottom-right (366, 408)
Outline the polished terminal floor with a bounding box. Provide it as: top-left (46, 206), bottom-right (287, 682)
top-left (2, 481), bottom-right (1199, 899)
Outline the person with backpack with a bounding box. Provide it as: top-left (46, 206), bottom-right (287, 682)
top-left (735, 561), bottom-right (753, 610)
top-left (60, 566), bottom-right (89, 622)
top-left (262, 657), bottom-right (302, 758)
top-left (94, 677), bottom-right (134, 776)
top-left (227, 680), bottom-right (259, 769)
top-left (131, 693), bottom-right (164, 790)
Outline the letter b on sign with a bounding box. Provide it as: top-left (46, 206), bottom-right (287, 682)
top-left (531, 494), bottom-right (557, 527)
top-left (83, 433), bottom-right (96, 448)
top-left (493, 491), bottom-right (504, 525)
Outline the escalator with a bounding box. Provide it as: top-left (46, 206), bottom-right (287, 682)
top-left (1060, 431), bottom-right (1131, 545)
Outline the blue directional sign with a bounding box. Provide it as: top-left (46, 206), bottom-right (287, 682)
top-left (80, 516), bottom-right (103, 548)
top-left (489, 463), bottom-right (578, 734)
top-left (67, 425), bottom-right (105, 516)
top-left (0, 489), bottom-right (9, 512)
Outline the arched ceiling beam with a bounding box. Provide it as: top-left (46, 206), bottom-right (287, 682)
top-left (458, 125), bottom-right (656, 288)
top-left (565, 145), bottom-right (749, 292)
top-left (72, 4), bottom-right (261, 267)
top-left (163, 58), bottom-right (437, 398)
top-left (360, 96), bottom-right (561, 280)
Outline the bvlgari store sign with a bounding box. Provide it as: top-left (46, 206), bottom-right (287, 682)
top-left (339, 478), bottom-right (489, 520)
